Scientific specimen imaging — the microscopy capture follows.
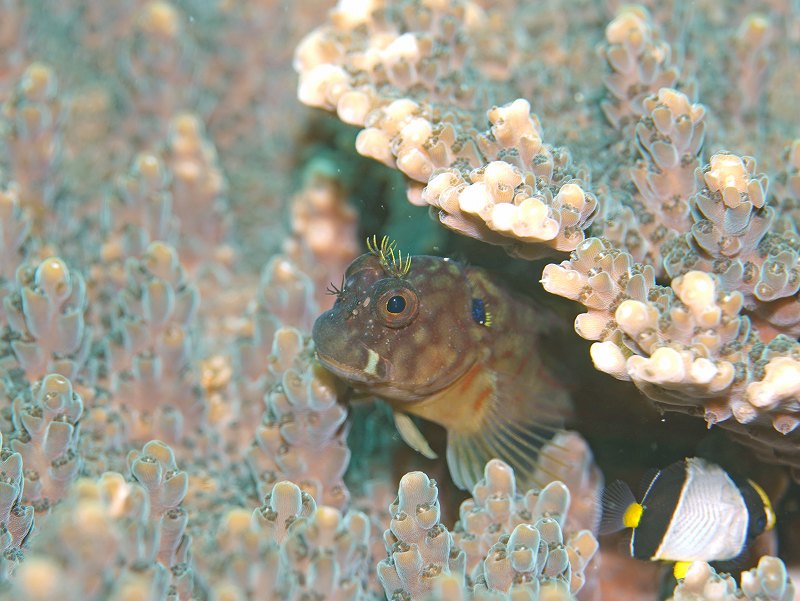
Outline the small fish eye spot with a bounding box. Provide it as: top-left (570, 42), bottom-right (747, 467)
top-left (387, 295), bottom-right (406, 313)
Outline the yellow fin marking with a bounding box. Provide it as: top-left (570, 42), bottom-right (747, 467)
top-left (748, 479), bottom-right (776, 531)
top-left (623, 503), bottom-right (643, 528)
top-left (673, 561), bottom-right (692, 580)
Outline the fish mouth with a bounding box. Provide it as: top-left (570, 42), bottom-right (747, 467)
top-left (315, 348), bottom-right (390, 384)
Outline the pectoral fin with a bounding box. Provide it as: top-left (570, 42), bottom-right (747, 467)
top-left (393, 411), bottom-right (438, 459)
top-left (445, 405), bottom-right (564, 492)
top-left (405, 364), bottom-right (570, 493)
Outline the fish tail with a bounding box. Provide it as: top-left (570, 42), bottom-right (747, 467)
top-left (598, 479), bottom-right (641, 534)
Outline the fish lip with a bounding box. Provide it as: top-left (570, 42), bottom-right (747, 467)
top-left (315, 349), bottom-right (387, 384)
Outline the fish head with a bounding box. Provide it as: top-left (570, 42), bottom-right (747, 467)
top-left (313, 251), bottom-right (481, 402)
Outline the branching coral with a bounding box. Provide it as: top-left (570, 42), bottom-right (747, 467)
top-left (0, 0), bottom-right (27, 104)
top-left (295, 0), bottom-right (800, 479)
top-left (729, 14), bottom-right (771, 123)
top-left (0, 182), bottom-right (30, 284)
top-left (246, 325), bottom-right (350, 509)
top-left (204, 480), bottom-right (372, 600)
top-left (162, 113), bottom-right (231, 271)
top-left (281, 504), bottom-right (372, 599)
top-left (420, 99), bottom-right (599, 259)
top-left (9, 373), bottom-right (82, 510)
top-left (378, 459), bottom-right (598, 601)
top-left (598, 5), bottom-right (679, 132)
top-left (597, 88), bottom-right (705, 275)
top-left (99, 153), bottom-right (176, 289)
top-left (454, 459), bottom-right (597, 597)
top-left (122, 1), bottom-right (193, 140)
top-left (773, 139), bottom-right (800, 230)
top-left (256, 255), bottom-right (320, 333)
top-left (284, 159), bottom-right (360, 310)
top-left (234, 254), bottom-right (327, 448)
top-left (527, 432), bottom-right (602, 535)
top-left (9, 471), bottom-right (167, 601)
top-left (0, 182), bottom-right (31, 337)
top-left (104, 241), bottom-right (204, 445)
top-left (127, 439), bottom-right (191, 587)
top-left (0, 431), bottom-right (34, 582)
top-left (668, 557), bottom-right (795, 601)
top-left (2, 256), bottom-right (91, 381)
top-left (1, 62), bottom-right (62, 226)
top-left (542, 238), bottom-right (800, 470)
top-left (663, 152), bottom-right (800, 336)
top-left (378, 470), bottom-right (467, 599)
top-left (295, 0), bottom-right (598, 258)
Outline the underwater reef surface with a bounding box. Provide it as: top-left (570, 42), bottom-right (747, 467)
top-left (0, 0), bottom-right (798, 599)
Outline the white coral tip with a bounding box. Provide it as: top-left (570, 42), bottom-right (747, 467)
top-left (673, 271), bottom-right (720, 324)
top-left (705, 153), bottom-right (750, 194)
top-left (484, 160), bottom-right (522, 190)
top-left (555, 183), bottom-right (586, 209)
top-left (355, 128), bottom-right (394, 167)
top-left (688, 358), bottom-right (717, 384)
top-left (513, 197), bottom-right (558, 240)
top-left (540, 264), bottom-right (582, 299)
top-left (337, 90), bottom-right (372, 126)
top-left (590, 341), bottom-right (630, 380)
top-left (333, 0), bottom-right (375, 27)
top-left (628, 347), bottom-right (686, 384)
top-left (383, 32), bottom-right (420, 62)
top-left (458, 182), bottom-right (491, 216)
top-left (746, 357), bottom-right (800, 409)
top-left (615, 300), bottom-right (651, 335)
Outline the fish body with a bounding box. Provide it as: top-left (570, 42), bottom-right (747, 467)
top-left (311, 238), bottom-right (571, 491)
top-left (600, 457), bottom-right (775, 576)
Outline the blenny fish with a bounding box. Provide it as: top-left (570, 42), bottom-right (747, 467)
top-left (600, 457), bottom-right (775, 579)
top-left (312, 236), bottom-right (571, 491)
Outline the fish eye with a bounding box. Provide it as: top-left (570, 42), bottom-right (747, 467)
top-left (386, 295), bottom-right (406, 313)
top-left (376, 286), bottom-right (419, 328)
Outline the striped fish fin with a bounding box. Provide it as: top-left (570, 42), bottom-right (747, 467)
top-left (441, 368), bottom-right (568, 492)
top-left (598, 480), bottom-right (638, 535)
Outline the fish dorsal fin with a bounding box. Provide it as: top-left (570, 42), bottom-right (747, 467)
top-left (405, 364), bottom-right (568, 492)
top-left (637, 467), bottom-right (661, 499)
top-left (393, 411), bottom-right (438, 459)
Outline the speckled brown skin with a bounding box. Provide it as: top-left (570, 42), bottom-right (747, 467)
top-left (312, 252), bottom-right (572, 489)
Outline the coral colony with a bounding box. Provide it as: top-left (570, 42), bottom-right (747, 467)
top-left (0, 0), bottom-right (797, 600)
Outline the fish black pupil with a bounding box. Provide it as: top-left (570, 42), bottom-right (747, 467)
top-left (387, 295), bottom-right (406, 313)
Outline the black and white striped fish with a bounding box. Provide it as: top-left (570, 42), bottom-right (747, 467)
top-left (600, 457), bottom-right (775, 578)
